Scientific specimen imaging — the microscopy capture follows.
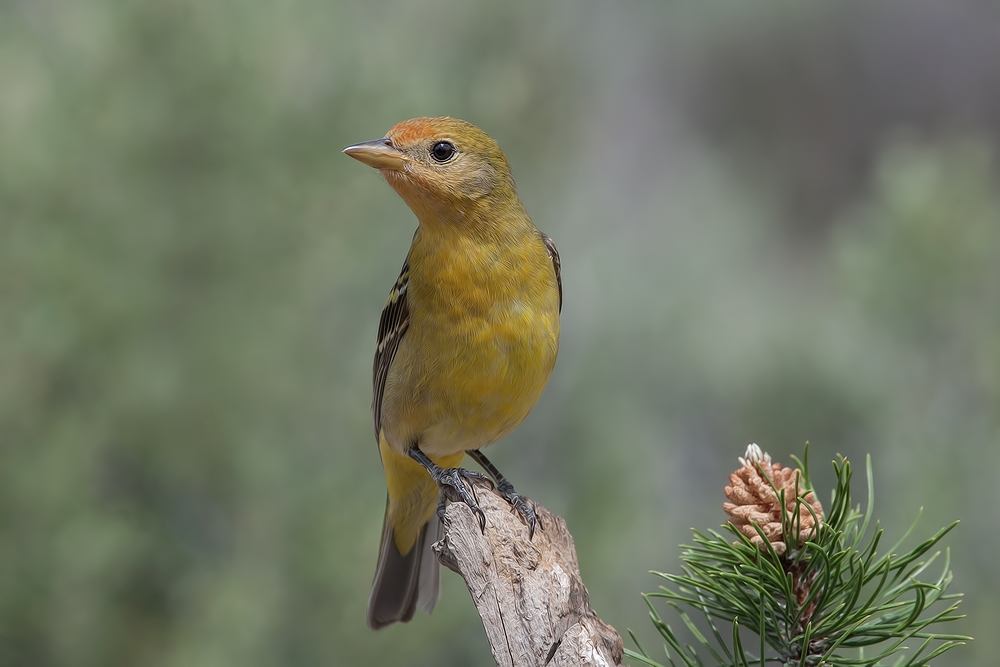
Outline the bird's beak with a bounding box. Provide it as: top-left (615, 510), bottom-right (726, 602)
top-left (342, 137), bottom-right (408, 171)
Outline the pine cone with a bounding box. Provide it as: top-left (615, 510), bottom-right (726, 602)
top-left (723, 444), bottom-right (824, 555)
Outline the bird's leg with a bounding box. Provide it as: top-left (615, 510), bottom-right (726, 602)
top-left (408, 445), bottom-right (492, 532)
top-left (435, 491), bottom-right (447, 523)
top-left (466, 449), bottom-right (538, 539)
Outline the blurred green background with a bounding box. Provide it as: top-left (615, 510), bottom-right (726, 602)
top-left (2, 1), bottom-right (999, 665)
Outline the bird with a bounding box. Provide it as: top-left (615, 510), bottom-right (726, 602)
top-left (343, 117), bottom-right (562, 630)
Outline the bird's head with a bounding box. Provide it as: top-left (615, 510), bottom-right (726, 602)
top-left (343, 117), bottom-right (518, 223)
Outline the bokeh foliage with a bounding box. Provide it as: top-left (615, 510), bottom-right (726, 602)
top-left (1, 1), bottom-right (997, 666)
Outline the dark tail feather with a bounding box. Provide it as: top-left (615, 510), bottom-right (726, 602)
top-left (366, 501), bottom-right (441, 630)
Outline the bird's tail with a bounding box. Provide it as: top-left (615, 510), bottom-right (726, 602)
top-left (366, 499), bottom-right (441, 630)
top-left (368, 435), bottom-right (465, 629)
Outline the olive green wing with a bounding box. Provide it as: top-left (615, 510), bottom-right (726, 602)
top-left (372, 257), bottom-right (410, 441)
top-left (540, 232), bottom-right (562, 313)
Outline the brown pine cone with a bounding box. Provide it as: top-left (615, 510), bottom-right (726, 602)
top-left (723, 444), bottom-right (824, 555)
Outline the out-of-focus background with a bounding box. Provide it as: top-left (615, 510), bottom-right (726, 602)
top-left (2, 1), bottom-right (998, 665)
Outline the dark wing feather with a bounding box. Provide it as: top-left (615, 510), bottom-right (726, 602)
top-left (540, 233), bottom-right (562, 313)
top-left (372, 257), bottom-right (410, 441)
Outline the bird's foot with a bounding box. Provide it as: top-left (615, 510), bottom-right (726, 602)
top-left (496, 479), bottom-right (538, 539)
top-left (465, 449), bottom-right (539, 539)
top-left (408, 446), bottom-right (493, 532)
top-left (432, 467), bottom-right (492, 532)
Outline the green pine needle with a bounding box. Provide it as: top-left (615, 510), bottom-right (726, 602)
top-left (626, 449), bottom-right (970, 666)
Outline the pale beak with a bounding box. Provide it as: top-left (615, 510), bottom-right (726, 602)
top-left (342, 137), bottom-right (408, 171)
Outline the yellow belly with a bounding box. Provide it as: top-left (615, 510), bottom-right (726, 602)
top-left (380, 229), bottom-right (560, 458)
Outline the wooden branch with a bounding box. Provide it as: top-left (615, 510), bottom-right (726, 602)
top-left (433, 482), bottom-right (624, 667)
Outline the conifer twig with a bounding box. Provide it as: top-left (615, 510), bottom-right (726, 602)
top-left (627, 445), bottom-right (970, 667)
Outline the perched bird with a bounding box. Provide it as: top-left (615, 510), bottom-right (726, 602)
top-left (344, 117), bottom-right (562, 630)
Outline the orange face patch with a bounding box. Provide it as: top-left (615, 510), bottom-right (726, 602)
top-left (388, 117), bottom-right (450, 147)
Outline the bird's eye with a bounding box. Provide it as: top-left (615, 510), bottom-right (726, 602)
top-left (430, 141), bottom-right (456, 162)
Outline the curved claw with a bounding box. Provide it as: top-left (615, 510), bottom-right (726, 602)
top-left (409, 446), bottom-right (494, 533)
top-left (497, 479), bottom-right (539, 538)
top-left (436, 467), bottom-right (490, 533)
top-left (465, 448), bottom-right (540, 539)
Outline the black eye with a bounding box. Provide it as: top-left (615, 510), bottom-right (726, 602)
top-left (430, 141), bottom-right (456, 162)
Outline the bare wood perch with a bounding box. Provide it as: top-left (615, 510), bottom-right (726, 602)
top-left (433, 482), bottom-right (624, 667)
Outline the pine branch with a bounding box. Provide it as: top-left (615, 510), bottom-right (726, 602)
top-left (627, 445), bottom-right (970, 667)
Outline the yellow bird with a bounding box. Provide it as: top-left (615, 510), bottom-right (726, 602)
top-left (344, 117), bottom-right (562, 630)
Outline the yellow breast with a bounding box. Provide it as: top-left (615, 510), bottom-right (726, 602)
top-left (381, 226), bottom-right (560, 457)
